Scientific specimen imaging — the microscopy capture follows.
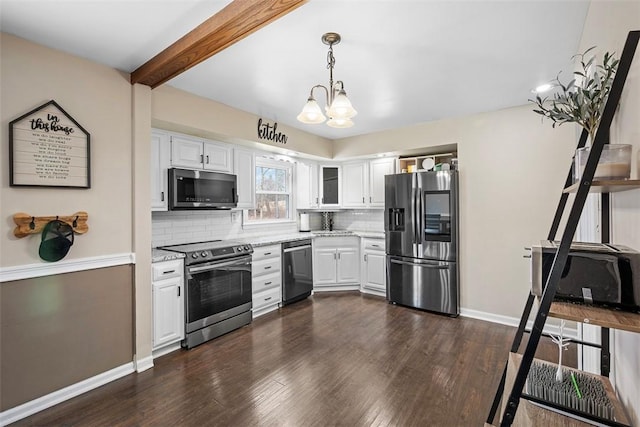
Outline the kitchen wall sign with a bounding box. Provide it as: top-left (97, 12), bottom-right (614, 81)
top-left (257, 118), bottom-right (288, 145)
top-left (9, 100), bottom-right (90, 188)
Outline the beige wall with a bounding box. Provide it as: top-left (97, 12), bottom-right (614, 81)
top-left (0, 33), bottom-right (138, 412)
top-left (578, 1), bottom-right (640, 425)
top-left (151, 85), bottom-right (334, 159)
top-left (0, 33), bottom-right (133, 267)
top-left (334, 106), bottom-right (576, 317)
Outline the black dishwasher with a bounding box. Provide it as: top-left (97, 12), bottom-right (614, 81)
top-left (282, 239), bottom-right (313, 305)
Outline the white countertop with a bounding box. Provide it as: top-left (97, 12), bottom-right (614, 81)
top-left (152, 248), bottom-right (186, 263)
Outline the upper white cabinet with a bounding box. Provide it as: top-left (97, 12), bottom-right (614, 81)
top-left (341, 158), bottom-right (395, 208)
top-left (319, 164), bottom-right (341, 207)
top-left (151, 130), bottom-right (171, 211)
top-left (342, 161), bottom-right (368, 208)
top-left (233, 147), bottom-right (256, 209)
top-left (171, 134), bottom-right (233, 173)
top-left (296, 160), bottom-right (319, 209)
top-left (369, 158), bottom-right (395, 207)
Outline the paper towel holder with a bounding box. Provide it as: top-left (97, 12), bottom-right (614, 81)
top-left (299, 213), bottom-right (310, 232)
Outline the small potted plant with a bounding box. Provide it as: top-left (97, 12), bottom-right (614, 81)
top-left (530, 47), bottom-right (632, 180)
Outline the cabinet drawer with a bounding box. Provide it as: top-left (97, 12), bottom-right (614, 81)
top-left (253, 256), bottom-right (281, 277)
top-left (252, 286), bottom-right (281, 311)
top-left (152, 260), bottom-right (183, 281)
top-left (363, 238), bottom-right (385, 252)
top-left (252, 244), bottom-right (281, 261)
top-left (252, 271), bottom-right (281, 294)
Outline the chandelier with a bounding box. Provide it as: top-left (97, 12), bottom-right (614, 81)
top-left (296, 32), bottom-right (357, 128)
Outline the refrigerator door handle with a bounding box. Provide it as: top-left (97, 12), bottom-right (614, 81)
top-left (411, 188), bottom-right (418, 244)
top-left (390, 258), bottom-right (449, 270)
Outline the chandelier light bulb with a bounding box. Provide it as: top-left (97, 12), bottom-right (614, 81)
top-left (296, 96), bottom-right (326, 124)
top-left (327, 89), bottom-right (357, 119)
top-left (327, 117), bottom-right (354, 128)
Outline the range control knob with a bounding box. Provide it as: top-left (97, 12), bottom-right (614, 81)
top-left (244, 245), bottom-right (250, 251)
top-left (191, 253), bottom-right (198, 259)
top-left (236, 246), bottom-right (244, 252)
top-left (201, 252), bottom-right (208, 257)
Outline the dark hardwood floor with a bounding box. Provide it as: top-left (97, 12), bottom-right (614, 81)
top-left (13, 292), bottom-right (576, 426)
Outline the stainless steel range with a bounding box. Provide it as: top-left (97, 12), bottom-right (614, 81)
top-left (161, 240), bottom-right (253, 349)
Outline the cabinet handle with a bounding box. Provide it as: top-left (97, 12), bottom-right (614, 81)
top-left (362, 197), bottom-right (365, 203)
top-left (206, 155), bottom-right (210, 164)
top-left (264, 266), bottom-right (272, 270)
top-left (200, 154), bottom-right (204, 163)
top-left (264, 297), bottom-right (272, 301)
top-left (265, 281), bottom-right (272, 285)
top-left (333, 252), bottom-right (336, 260)
top-left (163, 270), bottom-right (175, 275)
top-left (316, 197), bottom-right (319, 204)
top-left (524, 247), bottom-right (532, 251)
top-left (338, 252), bottom-right (341, 260)
top-left (371, 244), bottom-right (380, 248)
top-left (264, 252), bottom-right (272, 256)
top-left (364, 254), bottom-right (368, 262)
top-left (523, 255), bottom-right (532, 258)
top-left (177, 286), bottom-right (181, 297)
top-left (370, 196), bottom-right (372, 203)
top-left (161, 191), bottom-right (164, 202)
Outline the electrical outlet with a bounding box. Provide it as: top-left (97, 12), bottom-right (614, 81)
top-left (231, 211), bottom-right (239, 222)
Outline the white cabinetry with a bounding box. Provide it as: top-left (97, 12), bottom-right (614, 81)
top-left (361, 237), bottom-right (386, 297)
top-left (252, 244), bottom-right (282, 318)
top-left (233, 147), bottom-right (256, 209)
top-left (151, 130), bottom-right (170, 211)
top-left (171, 134), bottom-right (233, 172)
top-left (152, 259), bottom-right (184, 353)
top-left (341, 158), bottom-right (395, 208)
top-left (296, 160), bottom-right (319, 209)
top-left (369, 158), bottom-right (395, 207)
top-left (313, 236), bottom-right (360, 291)
top-left (342, 161), bottom-right (368, 207)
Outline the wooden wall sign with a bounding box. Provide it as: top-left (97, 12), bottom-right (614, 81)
top-left (9, 100), bottom-right (90, 188)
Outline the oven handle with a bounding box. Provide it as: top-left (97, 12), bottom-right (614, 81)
top-left (187, 256), bottom-right (252, 274)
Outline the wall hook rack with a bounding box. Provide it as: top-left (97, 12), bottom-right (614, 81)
top-left (13, 211), bottom-right (89, 238)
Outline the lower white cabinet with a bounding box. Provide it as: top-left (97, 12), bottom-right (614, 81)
top-left (252, 244), bottom-right (282, 318)
top-left (313, 236), bottom-right (360, 291)
top-left (361, 237), bottom-right (386, 296)
top-left (152, 259), bottom-right (184, 351)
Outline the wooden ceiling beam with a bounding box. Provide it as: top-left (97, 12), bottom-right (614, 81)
top-left (131, 0), bottom-right (307, 88)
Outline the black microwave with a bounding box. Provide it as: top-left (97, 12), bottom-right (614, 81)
top-left (531, 241), bottom-right (640, 312)
top-left (168, 168), bottom-right (238, 210)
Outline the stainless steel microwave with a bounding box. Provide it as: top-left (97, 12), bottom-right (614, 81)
top-left (168, 168), bottom-right (238, 210)
top-left (531, 241), bottom-right (640, 312)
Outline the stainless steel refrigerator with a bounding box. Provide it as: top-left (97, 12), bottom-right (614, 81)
top-left (385, 171), bottom-right (459, 316)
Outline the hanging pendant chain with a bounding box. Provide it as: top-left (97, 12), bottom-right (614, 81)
top-left (327, 44), bottom-right (335, 104)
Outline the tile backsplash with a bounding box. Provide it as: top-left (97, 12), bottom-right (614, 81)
top-left (152, 209), bottom-right (384, 247)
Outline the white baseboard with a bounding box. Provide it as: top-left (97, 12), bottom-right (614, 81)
top-left (135, 355), bottom-right (154, 373)
top-left (152, 342), bottom-right (183, 360)
top-left (460, 307), bottom-right (579, 339)
top-left (0, 362), bottom-right (135, 426)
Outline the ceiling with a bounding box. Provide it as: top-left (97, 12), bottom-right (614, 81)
top-left (1, 0), bottom-right (591, 140)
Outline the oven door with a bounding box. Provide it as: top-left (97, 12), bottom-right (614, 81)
top-left (185, 254), bottom-right (252, 333)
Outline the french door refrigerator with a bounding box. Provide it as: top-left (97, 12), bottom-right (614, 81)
top-left (385, 171), bottom-right (459, 316)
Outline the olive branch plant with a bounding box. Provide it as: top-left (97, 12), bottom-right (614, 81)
top-left (529, 46), bottom-right (620, 144)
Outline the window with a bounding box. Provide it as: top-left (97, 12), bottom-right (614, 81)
top-left (245, 158), bottom-right (293, 224)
